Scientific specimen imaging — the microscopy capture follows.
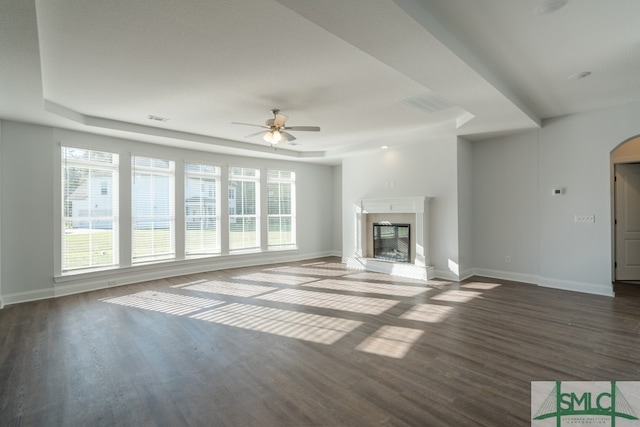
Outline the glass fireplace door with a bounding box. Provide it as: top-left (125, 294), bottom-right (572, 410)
top-left (372, 223), bottom-right (410, 263)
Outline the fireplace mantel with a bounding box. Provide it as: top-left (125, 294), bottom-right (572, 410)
top-left (358, 196), bottom-right (428, 215)
top-left (346, 197), bottom-right (435, 280)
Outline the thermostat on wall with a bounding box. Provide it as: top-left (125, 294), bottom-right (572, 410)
top-left (552, 187), bottom-right (566, 196)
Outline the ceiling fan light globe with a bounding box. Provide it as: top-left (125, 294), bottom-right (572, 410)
top-left (263, 131), bottom-right (273, 143)
top-left (272, 130), bottom-right (283, 143)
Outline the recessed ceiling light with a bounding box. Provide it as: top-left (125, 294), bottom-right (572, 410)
top-left (381, 145), bottom-right (389, 149)
top-left (536, 0), bottom-right (568, 15)
top-left (567, 71), bottom-right (591, 80)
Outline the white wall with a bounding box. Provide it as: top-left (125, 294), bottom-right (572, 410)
top-left (331, 164), bottom-right (342, 255)
top-left (472, 101), bottom-right (640, 295)
top-left (0, 121), bottom-right (336, 305)
top-left (1, 122), bottom-right (56, 301)
top-left (456, 137), bottom-right (473, 278)
top-left (472, 131), bottom-right (539, 282)
top-left (0, 120), bottom-right (2, 308)
top-left (7, 100), bottom-right (640, 304)
top-left (341, 134), bottom-right (462, 279)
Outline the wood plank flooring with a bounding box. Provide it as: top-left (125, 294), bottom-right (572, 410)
top-left (1, 257), bottom-right (639, 426)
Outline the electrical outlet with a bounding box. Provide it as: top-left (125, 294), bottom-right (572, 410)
top-left (505, 256), bottom-right (512, 264)
top-left (108, 280), bottom-right (117, 286)
top-left (575, 215), bottom-right (595, 224)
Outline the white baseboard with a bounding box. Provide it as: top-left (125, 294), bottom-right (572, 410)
top-left (472, 268), bottom-right (538, 286)
top-left (458, 269), bottom-right (475, 281)
top-left (2, 251), bottom-right (337, 307)
top-left (472, 268), bottom-right (614, 297)
top-left (434, 269), bottom-right (458, 282)
top-left (1, 255), bottom-right (615, 308)
top-left (537, 275), bottom-right (614, 297)
top-left (2, 288), bottom-right (55, 306)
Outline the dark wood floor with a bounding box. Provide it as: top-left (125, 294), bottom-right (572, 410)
top-left (1, 257), bottom-right (639, 426)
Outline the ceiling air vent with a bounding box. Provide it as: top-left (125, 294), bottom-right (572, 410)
top-left (148, 114), bottom-right (169, 122)
top-left (399, 91), bottom-right (454, 113)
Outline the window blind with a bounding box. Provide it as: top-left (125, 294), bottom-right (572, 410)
top-left (62, 146), bottom-right (119, 272)
top-left (185, 163), bottom-right (221, 256)
top-left (228, 167), bottom-right (260, 251)
top-left (267, 170), bottom-right (296, 249)
top-left (131, 156), bottom-right (175, 263)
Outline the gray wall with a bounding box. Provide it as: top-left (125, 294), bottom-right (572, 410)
top-left (472, 100), bottom-right (640, 295)
top-left (5, 99), bottom-right (640, 304)
top-left (332, 164), bottom-right (342, 255)
top-left (472, 131), bottom-right (539, 282)
top-left (341, 133), bottom-right (462, 280)
top-left (0, 121), bottom-right (336, 305)
top-left (0, 120), bottom-right (2, 308)
top-left (1, 122), bottom-right (55, 302)
top-left (456, 137), bottom-right (473, 277)
top-left (341, 100), bottom-right (640, 295)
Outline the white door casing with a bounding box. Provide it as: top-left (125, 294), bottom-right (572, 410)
top-left (615, 163), bottom-right (640, 280)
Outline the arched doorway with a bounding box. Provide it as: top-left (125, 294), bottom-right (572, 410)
top-left (611, 135), bottom-right (640, 282)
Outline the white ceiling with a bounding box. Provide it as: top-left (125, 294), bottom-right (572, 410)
top-left (1, 0), bottom-right (639, 164)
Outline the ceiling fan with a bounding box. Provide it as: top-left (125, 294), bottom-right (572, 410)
top-left (233, 109), bottom-right (320, 145)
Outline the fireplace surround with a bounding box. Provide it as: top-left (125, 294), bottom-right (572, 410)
top-left (347, 197), bottom-right (435, 280)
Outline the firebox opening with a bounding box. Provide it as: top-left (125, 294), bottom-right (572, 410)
top-left (373, 223), bottom-right (410, 263)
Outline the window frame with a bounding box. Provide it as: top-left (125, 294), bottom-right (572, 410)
top-left (131, 155), bottom-right (176, 264)
top-left (184, 162), bottom-right (222, 257)
top-left (61, 146), bottom-right (120, 273)
top-left (228, 166), bottom-right (260, 253)
top-left (267, 170), bottom-right (297, 250)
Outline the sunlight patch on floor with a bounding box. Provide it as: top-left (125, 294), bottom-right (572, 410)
top-left (101, 291), bottom-right (223, 315)
top-left (175, 280), bottom-right (276, 297)
top-left (430, 289), bottom-right (482, 303)
top-left (300, 262), bottom-right (348, 270)
top-left (355, 326), bottom-right (424, 359)
top-left (461, 282), bottom-right (501, 290)
top-left (347, 272), bottom-right (445, 286)
top-left (303, 279), bottom-right (430, 297)
top-left (266, 266), bottom-right (352, 277)
top-left (232, 272), bottom-right (319, 286)
top-left (191, 303), bottom-right (362, 344)
top-left (400, 304), bottom-right (454, 323)
top-left (256, 288), bottom-right (398, 315)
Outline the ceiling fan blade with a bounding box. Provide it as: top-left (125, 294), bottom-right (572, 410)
top-left (280, 131), bottom-right (296, 142)
top-left (244, 130), bottom-right (267, 138)
top-left (282, 126), bottom-right (320, 132)
top-left (274, 114), bottom-right (288, 128)
top-left (232, 122), bottom-right (268, 129)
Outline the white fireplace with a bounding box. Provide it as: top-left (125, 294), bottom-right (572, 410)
top-left (346, 196), bottom-right (435, 280)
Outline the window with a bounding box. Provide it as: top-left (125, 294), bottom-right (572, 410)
top-left (185, 163), bottom-right (221, 256)
top-left (267, 170), bottom-right (296, 250)
top-left (229, 167), bottom-right (259, 251)
top-left (62, 147), bottom-right (119, 272)
top-left (132, 156), bottom-right (175, 263)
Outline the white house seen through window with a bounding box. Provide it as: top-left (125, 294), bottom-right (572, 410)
top-left (267, 170), bottom-right (296, 249)
top-left (61, 147), bottom-right (119, 272)
top-left (132, 156), bottom-right (175, 263)
top-left (229, 167), bottom-right (259, 251)
top-left (185, 163), bottom-right (221, 256)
